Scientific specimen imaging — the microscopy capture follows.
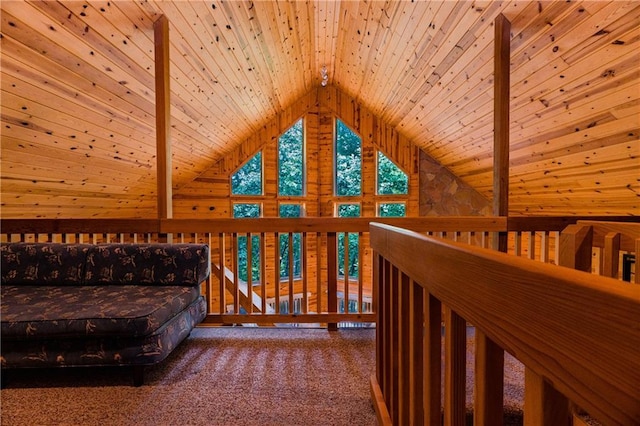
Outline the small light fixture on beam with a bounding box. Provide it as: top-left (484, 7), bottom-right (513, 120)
top-left (321, 65), bottom-right (328, 87)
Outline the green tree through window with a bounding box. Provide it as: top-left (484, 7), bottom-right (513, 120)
top-left (232, 206), bottom-right (261, 285)
top-left (279, 120), bottom-right (304, 196)
top-left (377, 151), bottom-right (408, 195)
top-left (232, 152), bottom-right (262, 196)
top-left (335, 120), bottom-right (361, 196)
top-left (337, 203), bottom-right (359, 279)
top-left (279, 204), bottom-right (303, 279)
top-left (379, 203), bottom-right (406, 217)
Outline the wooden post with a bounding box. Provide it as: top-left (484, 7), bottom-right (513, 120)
top-left (525, 368), bottom-right (571, 425)
top-left (559, 224), bottom-right (593, 272)
top-left (602, 232), bottom-right (620, 278)
top-left (444, 307), bottom-right (466, 426)
top-left (154, 15), bottom-right (172, 221)
top-left (476, 13), bottom-right (510, 426)
top-left (493, 12), bottom-right (510, 230)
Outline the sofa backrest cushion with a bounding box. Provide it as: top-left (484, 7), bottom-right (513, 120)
top-left (84, 244), bottom-right (210, 286)
top-left (1, 243), bottom-right (91, 286)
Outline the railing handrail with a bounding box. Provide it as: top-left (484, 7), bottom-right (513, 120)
top-left (370, 222), bottom-right (640, 425)
top-left (0, 217), bottom-right (505, 234)
top-left (576, 220), bottom-right (640, 252)
top-left (1, 215), bottom-right (636, 235)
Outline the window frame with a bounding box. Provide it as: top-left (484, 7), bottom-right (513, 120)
top-left (277, 118), bottom-right (307, 197)
top-left (375, 150), bottom-right (409, 196)
top-left (377, 201), bottom-right (407, 217)
top-left (230, 151), bottom-right (264, 197)
top-left (334, 118), bottom-right (363, 197)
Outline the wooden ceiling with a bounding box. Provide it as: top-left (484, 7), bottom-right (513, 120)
top-left (1, 1), bottom-right (638, 218)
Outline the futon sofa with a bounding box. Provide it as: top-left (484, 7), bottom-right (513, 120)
top-left (0, 242), bottom-right (210, 386)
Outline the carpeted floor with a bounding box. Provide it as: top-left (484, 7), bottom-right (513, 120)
top-left (1, 326), bottom-right (525, 426)
top-left (1, 327), bottom-right (378, 426)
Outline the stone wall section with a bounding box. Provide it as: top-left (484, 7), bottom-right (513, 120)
top-left (419, 150), bottom-right (491, 216)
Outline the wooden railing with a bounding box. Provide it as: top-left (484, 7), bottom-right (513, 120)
top-left (369, 222), bottom-right (639, 425)
top-left (0, 217), bottom-right (505, 327)
top-left (1, 217), bottom-right (635, 328)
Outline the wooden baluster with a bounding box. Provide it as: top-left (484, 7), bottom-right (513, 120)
top-left (481, 231), bottom-right (489, 249)
top-left (524, 368), bottom-right (570, 425)
top-left (301, 232), bottom-right (308, 314)
top-left (288, 232), bottom-right (294, 314)
top-left (444, 307), bottom-right (466, 426)
top-left (218, 233), bottom-right (226, 316)
top-left (358, 231), bottom-right (364, 313)
top-left (390, 265), bottom-right (400, 425)
top-left (408, 279), bottom-right (424, 426)
top-left (425, 292), bottom-right (442, 425)
top-left (246, 233), bottom-right (253, 314)
top-left (475, 332), bottom-right (504, 426)
top-left (206, 232), bottom-right (212, 315)
top-left (343, 232), bottom-right (350, 314)
top-left (398, 272), bottom-right (411, 425)
top-left (316, 232), bottom-right (322, 315)
top-left (261, 233), bottom-right (267, 314)
top-left (602, 232), bottom-right (620, 278)
top-left (382, 258), bottom-right (393, 410)
top-left (553, 231), bottom-right (560, 265)
top-left (540, 231), bottom-right (549, 263)
top-left (559, 224), bottom-right (593, 272)
top-left (275, 232), bottom-right (281, 314)
top-left (327, 232), bottom-right (338, 330)
top-left (232, 233), bottom-right (239, 316)
top-left (527, 232), bottom-right (536, 260)
top-left (514, 231), bottom-right (522, 257)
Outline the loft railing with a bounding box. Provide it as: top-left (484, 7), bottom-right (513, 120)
top-left (0, 217), bottom-right (503, 327)
top-left (1, 217), bottom-right (635, 328)
top-left (369, 221), bottom-right (639, 425)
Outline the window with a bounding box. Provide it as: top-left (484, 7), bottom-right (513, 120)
top-left (233, 203), bottom-right (261, 284)
top-left (233, 203), bottom-right (261, 218)
top-left (335, 119), bottom-right (361, 196)
top-left (336, 203), bottom-right (360, 218)
top-left (279, 203), bottom-right (304, 279)
top-left (232, 152), bottom-right (262, 196)
top-left (278, 119), bottom-right (304, 196)
top-left (377, 151), bottom-right (408, 195)
top-left (378, 202), bottom-right (406, 217)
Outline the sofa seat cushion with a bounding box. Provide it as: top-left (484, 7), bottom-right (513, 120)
top-left (1, 297), bottom-right (207, 368)
top-left (1, 285), bottom-right (201, 340)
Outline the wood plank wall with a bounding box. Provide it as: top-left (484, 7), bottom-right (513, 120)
top-left (173, 86), bottom-right (421, 219)
top-left (174, 86), bottom-right (425, 312)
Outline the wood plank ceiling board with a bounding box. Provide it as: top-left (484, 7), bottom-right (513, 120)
top-left (0, 0), bottom-right (638, 218)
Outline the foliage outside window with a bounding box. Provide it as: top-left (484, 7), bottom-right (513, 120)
top-left (377, 151), bottom-right (408, 195)
top-left (335, 119), bottom-right (362, 196)
top-left (278, 119), bottom-right (304, 196)
top-left (232, 204), bottom-right (261, 284)
top-left (231, 152), bottom-right (262, 196)
top-left (336, 203), bottom-right (359, 279)
top-left (378, 202), bottom-right (406, 217)
top-left (279, 203), bottom-right (303, 279)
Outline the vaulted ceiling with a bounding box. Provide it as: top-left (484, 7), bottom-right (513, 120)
top-left (1, 1), bottom-right (638, 218)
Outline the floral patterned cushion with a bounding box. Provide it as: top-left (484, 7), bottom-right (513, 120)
top-left (0, 297), bottom-right (206, 368)
top-left (1, 243), bottom-right (91, 286)
top-left (84, 244), bottom-right (210, 286)
top-left (1, 284), bottom-right (201, 339)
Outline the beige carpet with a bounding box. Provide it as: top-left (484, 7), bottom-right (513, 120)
top-left (1, 326), bottom-right (525, 426)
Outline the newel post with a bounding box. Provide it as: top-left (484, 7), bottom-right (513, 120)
top-left (475, 13), bottom-right (510, 426)
top-left (154, 15), bottom-right (173, 241)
